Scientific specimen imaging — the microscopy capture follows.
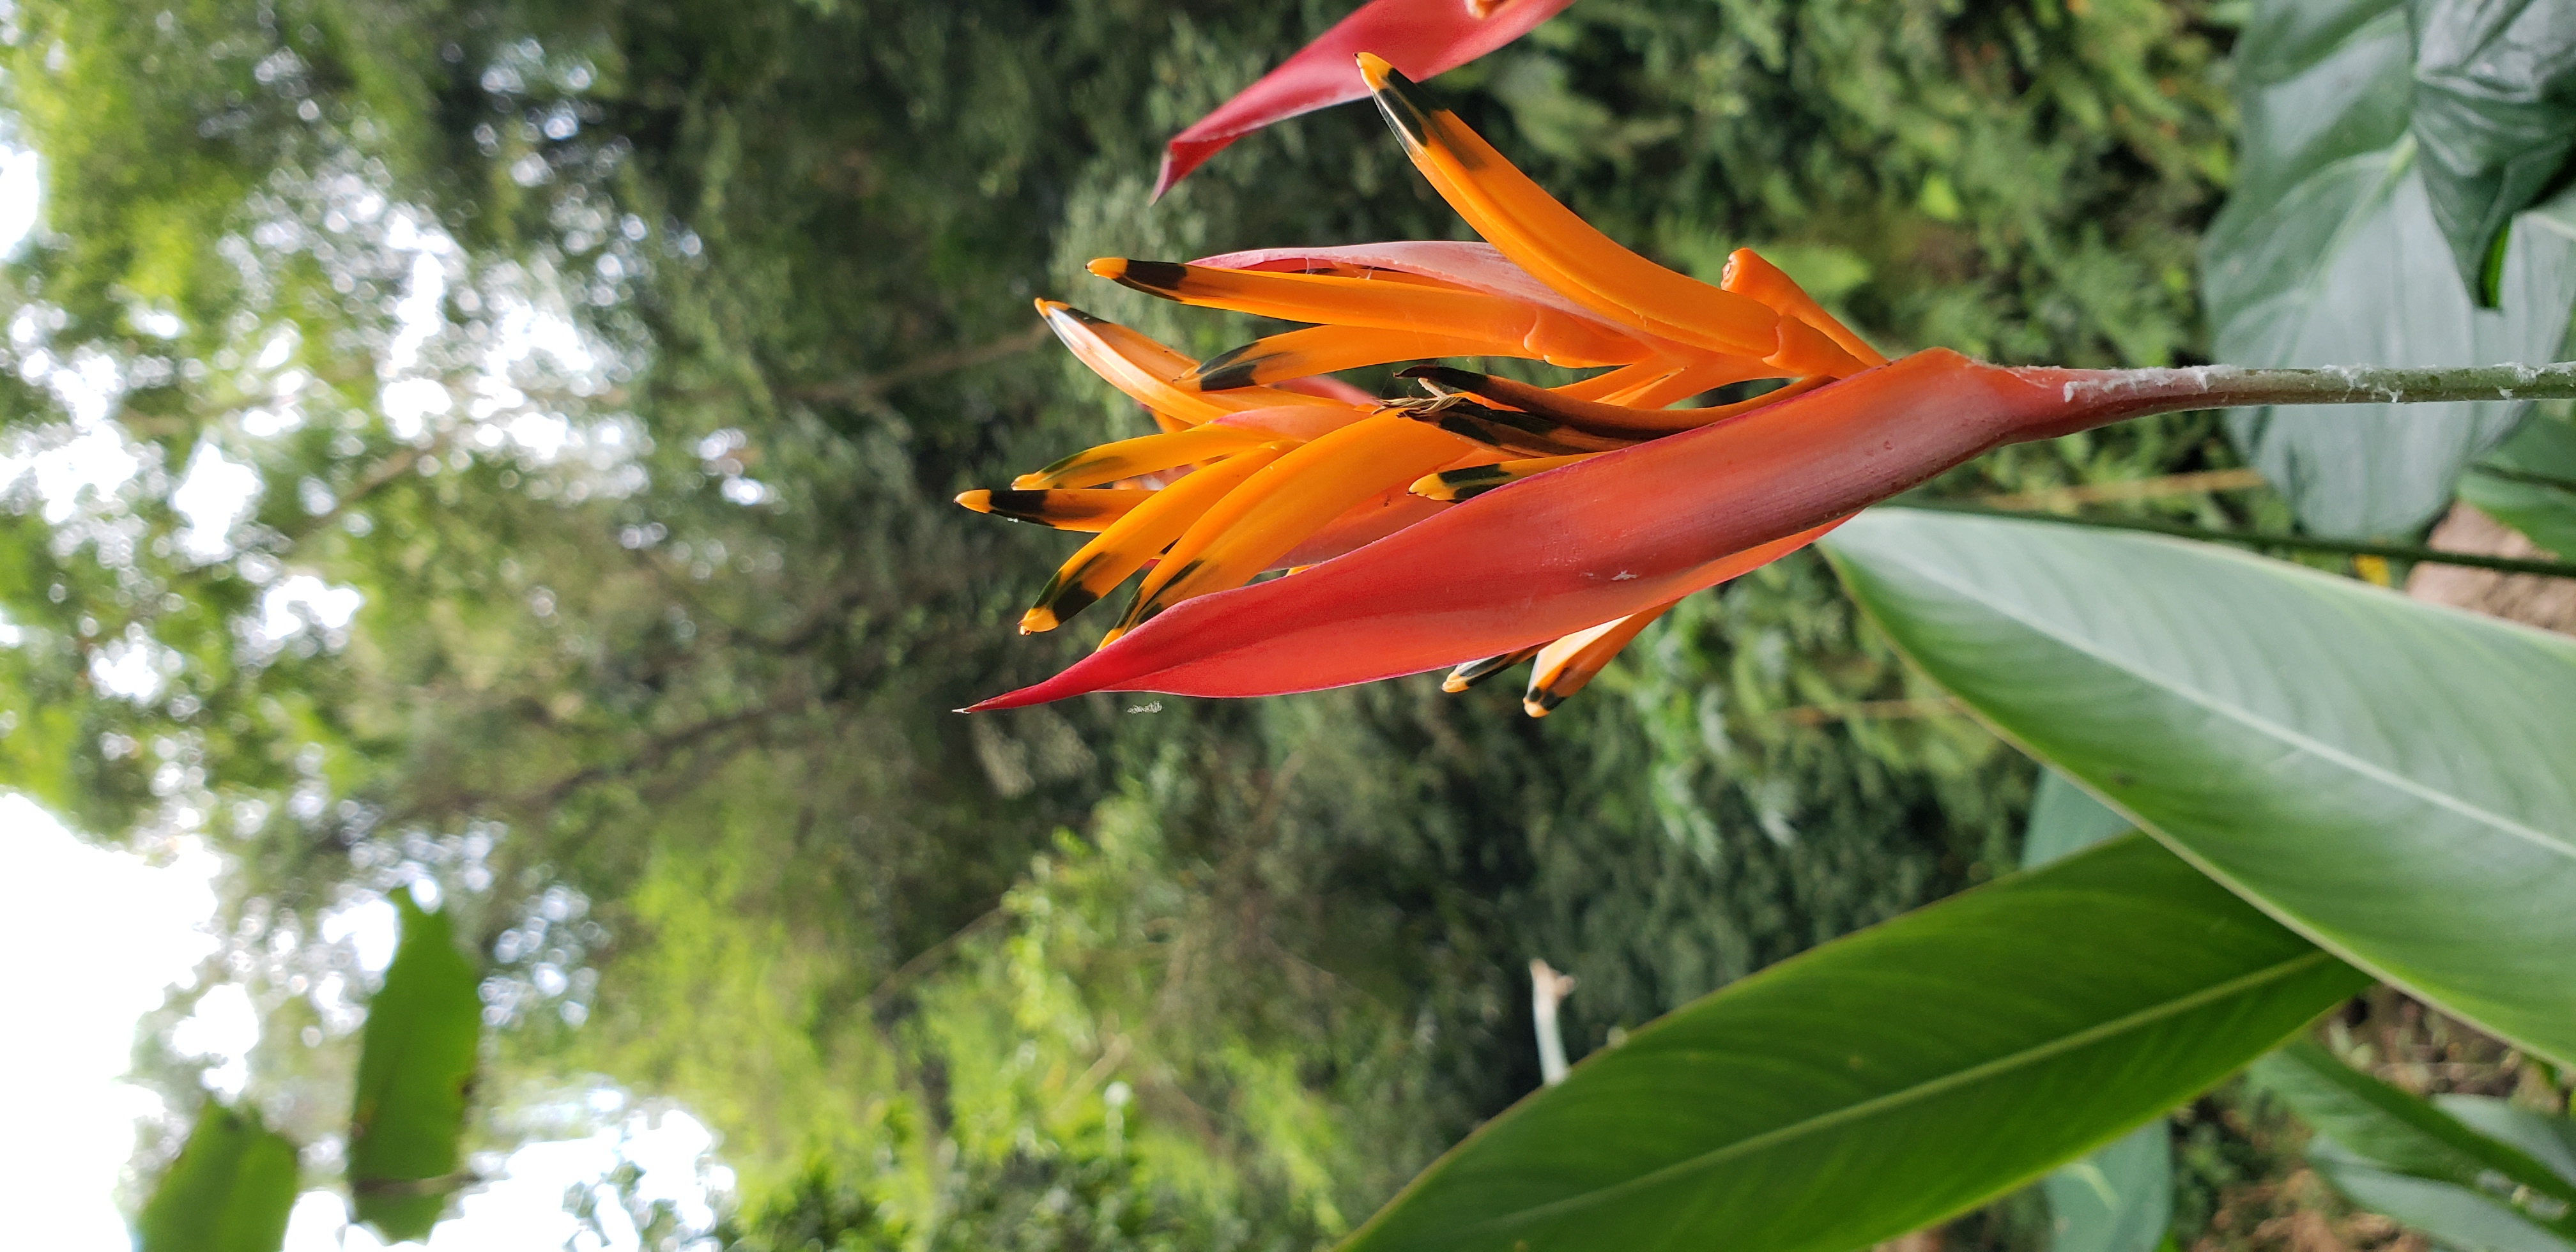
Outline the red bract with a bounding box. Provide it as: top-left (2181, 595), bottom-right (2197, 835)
top-left (963, 350), bottom-right (2162, 711)
top-left (1152, 0), bottom-right (1578, 199)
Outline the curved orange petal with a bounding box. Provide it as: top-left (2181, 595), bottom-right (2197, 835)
top-left (1358, 57), bottom-right (1782, 359)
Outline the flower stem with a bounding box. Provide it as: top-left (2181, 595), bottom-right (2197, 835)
top-left (2025, 361), bottom-right (2576, 416)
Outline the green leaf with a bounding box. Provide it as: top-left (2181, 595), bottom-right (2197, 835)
top-left (2460, 413), bottom-right (2576, 557)
top-left (2310, 1152), bottom-right (2576, 1252)
top-left (2024, 768), bottom-right (2136, 869)
top-left (2203, 0), bottom-right (2576, 538)
top-left (2409, 0), bottom-right (2576, 303)
top-left (2042, 1121), bottom-right (2174, 1252)
top-left (1339, 836), bottom-right (2363, 1252)
top-left (348, 891), bottom-right (484, 1243)
top-left (2255, 1041), bottom-right (2576, 1248)
top-left (1821, 508), bottom-right (2576, 1066)
top-left (137, 1100), bottom-right (300, 1252)
top-left (2024, 775), bottom-right (2168, 1252)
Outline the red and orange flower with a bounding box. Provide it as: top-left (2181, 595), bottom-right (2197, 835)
top-left (959, 57), bottom-right (2179, 715)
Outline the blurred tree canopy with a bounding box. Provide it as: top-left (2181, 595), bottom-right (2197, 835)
top-left (0, 0), bottom-right (2253, 1242)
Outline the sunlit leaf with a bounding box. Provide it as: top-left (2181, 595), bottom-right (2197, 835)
top-left (2203, 0), bottom-right (2576, 537)
top-left (1824, 508), bottom-right (2576, 1066)
top-left (2255, 1041), bottom-right (2576, 1249)
top-left (1338, 835), bottom-right (2363, 1252)
top-left (349, 892), bottom-right (484, 1243)
top-left (137, 1101), bottom-right (300, 1252)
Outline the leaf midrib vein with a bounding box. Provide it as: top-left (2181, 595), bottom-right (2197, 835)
top-left (1453, 949), bottom-right (2340, 1237)
top-left (1896, 552), bottom-right (2575, 862)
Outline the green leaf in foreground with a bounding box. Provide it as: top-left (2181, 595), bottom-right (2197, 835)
top-left (2461, 414), bottom-right (2576, 558)
top-left (2255, 1041), bottom-right (2576, 1249)
top-left (349, 892), bottom-right (484, 1242)
top-left (1339, 836), bottom-right (2363, 1252)
top-left (1822, 508), bottom-right (2576, 1067)
top-left (2023, 773), bottom-right (2168, 1252)
top-left (138, 1101), bottom-right (300, 1252)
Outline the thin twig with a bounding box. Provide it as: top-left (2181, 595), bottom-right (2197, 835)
top-left (1901, 500), bottom-right (2576, 581)
top-left (1773, 698), bottom-right (1965, 727)
top-left (1977, 468), bottom-right (2267, 511)
top-left (788, 324), bottom-right (1054, 405)
top-left (864, 905), bottom-right (1008, 1010)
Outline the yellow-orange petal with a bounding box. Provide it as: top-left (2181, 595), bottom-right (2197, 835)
top-left (1393, 396), bottom-right (1634, 457)
top-left (1406, 454), bottom-right (1592, 502)
top-left (1722, 248), bottom-right (1887, 369)
top-left (1090, 259), bottom-right (1650, 367)
top-left (1597, 355), bottom-right (1790, 409)
top-left (1036, 300), bottom-right (1347, 424)
top-left (1767, 314), bottom-right (1867, 379)
top-left (1443, 646), bottom-right (1542, 692)
top-left (1402, 365), bottom-right (1826, 438)
top-left (1013, 425), bottom-right (1275, 491)
top-left (956, 487), bottom-right (1153, 531)
top-left (1020, 445), bottom-right (1291, 634)
top-left (1186, 325), bottom-right (1532, 390)
top-left (1120, 414), bottom-right (1478, 627)
top-left (1523, 600), bottom-right (1682, 715)
top-left (1358, 57), bottom-right (1781, 359)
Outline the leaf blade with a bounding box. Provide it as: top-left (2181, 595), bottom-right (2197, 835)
top-left (2256, 1041), bottom-right (2576, 1247)
top-left (1821, 508), bottom-right (2576, 1065)
top-left (1340, 835), bottom-right (2363, 1252)
top-left (348, 892), bottom-right (484, 1243)
top-left (137, 1101), bottom-right (300, 1252)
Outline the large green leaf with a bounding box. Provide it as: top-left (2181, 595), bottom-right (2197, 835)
top-left (1822, 508), bottom-right (2576, 1066)
top-left (2023, 773), bottom-right (2168, 1252)
top-left (348, 892), bottom-right (484, 1243)
top-left (1339, 836), bottom-right (2363, 1252)
top-left (2411, 0), bottom-right (2576, 301)
top-left (2460, 413), bottom-right (2576, 557)
top-left (2255, 1041), bottom-right (2576, 1249)
top-left (2202, 0), bottom-right (2576, 538)
top-left (137, 1101), bottom-right (300, 1252)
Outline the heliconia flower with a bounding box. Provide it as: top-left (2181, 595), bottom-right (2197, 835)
top-left (1152, 0), bottom-right (1579, 199)
top-left (956, 56), bottom-right (2242, 716)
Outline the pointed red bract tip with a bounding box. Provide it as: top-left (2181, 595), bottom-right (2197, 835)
top-left (1151, 0), bottom-right (1578, 197)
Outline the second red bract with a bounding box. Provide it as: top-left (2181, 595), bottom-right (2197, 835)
top-left (1153, 0), bottom-right (1578, 198)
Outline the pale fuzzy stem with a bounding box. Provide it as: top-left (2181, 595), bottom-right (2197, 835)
top-left (1530, 958), bottom-right (1575, 1087)
top-left (2025, 361), bottom-right (2576, 416)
